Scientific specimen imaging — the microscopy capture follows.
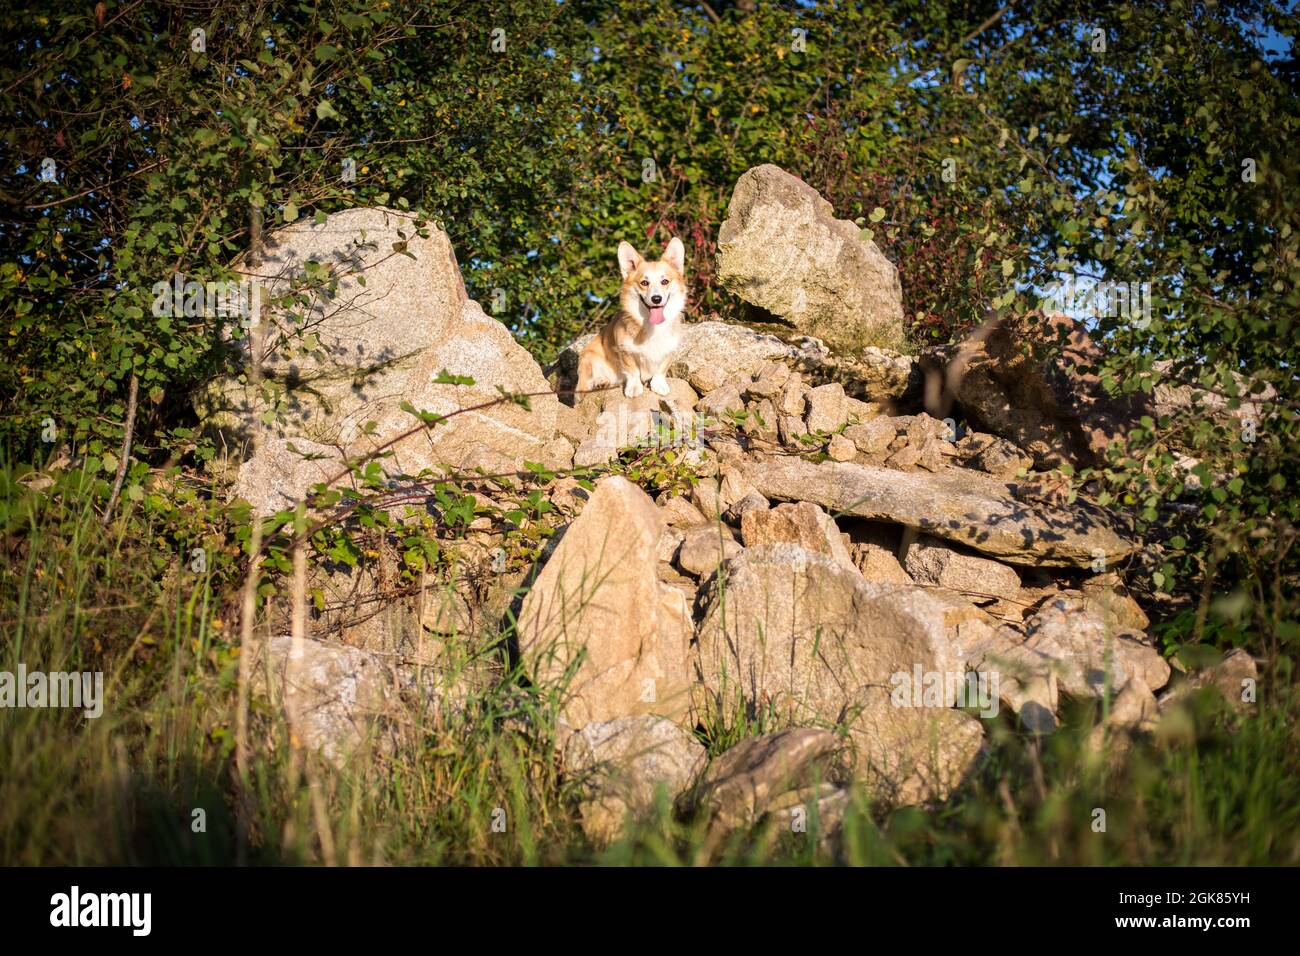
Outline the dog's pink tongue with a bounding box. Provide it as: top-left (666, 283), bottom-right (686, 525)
top-left (648, 305), bottom-right (666, 325)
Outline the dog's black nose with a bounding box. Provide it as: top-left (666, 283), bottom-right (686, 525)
top-left (650, 294), bottom-right (663, 305)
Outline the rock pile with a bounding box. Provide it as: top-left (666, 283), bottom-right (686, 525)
top-left (207, 168), bottom-right (1247, 850)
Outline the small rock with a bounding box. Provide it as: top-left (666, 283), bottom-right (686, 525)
top-left (903, 535), bottom-right (1021, 604)
top-left (705, 434), bottom-right (746, 467)
top-left (844, 396), bottom-right (879, 423)
top-left (843, 418), bottom-right (895, 454)
top-left (745, 361), bottom-right (791, 399)
top-left (742, 397), bottom-right (778, 442)
top-left (849, 541), bottom-right (912, 585)
top-left (691, 476), bottom-right (722, 520)
top-left (549, 477), bottom-right (592, 514)
top-left (1173, 453), bottom-right (1204, 492)
top-left (681, 728), bottom-right (845, 831)
top-left (895, 413), bottom-right (943, 444)
top-left (658, 526), bottom-right (685, 563)
top-left (778, 414), bottom-right (808, 446)
top-left (1005, 675), bottom-right (1060, 734)
top-left (886, 443), bottom-right (923, 470)
top-left (1087, 675), bottom-right (1159, 753)
top-left (677, 526), bottom-right (743, 578)
top-left (804, 382), bottom-right (849, 434)
top-left (740, 501), bottom-right (856, 572)
top-left (698, 382), bottom-right (746, 420)
top-left (1158, 648), bottom-right (1258, 713)
top-left (827, 433), bottom-right (857, 462)
top-left (777, 376), bottom-right (807, 416)
top-left (958, 433), bottom-right (1033, 479)
top-left (564, 715), bottom-right (706, 845)
top-left (1108, 675), bottom-right (1161, 731)
top-left (659, 494), bottom-right (708, 529)
top-left (718, 466), bottom-right (756, 513)
top-left (723, 490), bottom-right (769, 524)
top-left (1080, 574), bottom-right (1150, 631)
top-left (916, 437), bottom-right (946, 472)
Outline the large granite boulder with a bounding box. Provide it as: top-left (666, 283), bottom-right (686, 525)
top-left (715, 165), bottom-right (906, 352)
top-left (231, 206), bottom-right (466, 378)
top-left (695, 544), bottom-right (983, 804)
top-left (517, 477), bottom-right (694, 727)
top-left (198, 208), bottom-right (558, 513)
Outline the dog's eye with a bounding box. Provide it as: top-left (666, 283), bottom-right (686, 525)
top-left (639, 279), bottom-right (648, 286)
top-left (660, 278), bottom-right (668, 285)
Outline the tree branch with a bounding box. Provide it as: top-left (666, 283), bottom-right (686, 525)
top-left (100, 374), bottom-right (139, 526)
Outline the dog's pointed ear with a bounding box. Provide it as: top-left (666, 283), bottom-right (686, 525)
top-left (617, 241), bottom-right (643, 279)
top-left (662, 236), bottom-right (685, 272)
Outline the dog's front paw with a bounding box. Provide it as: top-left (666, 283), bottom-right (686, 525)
top-left (624, 379), bottom-right (644, 398)
top-left (649, 375), bottom-right (670, 396)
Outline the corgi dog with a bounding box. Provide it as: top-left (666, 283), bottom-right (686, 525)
top-left (576, 237), bottom-right (687, 399)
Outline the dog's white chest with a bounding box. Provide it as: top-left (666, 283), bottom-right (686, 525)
top-left (634, 323), bottom-right (681, 376)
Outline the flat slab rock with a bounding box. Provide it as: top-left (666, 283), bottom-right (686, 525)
top-left (742, 457), bottom-right (1135, 568)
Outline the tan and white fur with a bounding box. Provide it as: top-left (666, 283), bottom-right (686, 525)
top-left (576, 237), bottom-right (687, 399)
